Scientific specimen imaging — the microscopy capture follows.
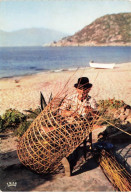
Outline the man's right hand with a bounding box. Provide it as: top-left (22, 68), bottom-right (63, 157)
top-left (61, 110), bottom-right (74, 117)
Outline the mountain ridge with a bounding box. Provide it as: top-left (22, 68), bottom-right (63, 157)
top-left (0, 28), bottom-right (68, 47)
top-left (50, 13), bottom-right (131, 47)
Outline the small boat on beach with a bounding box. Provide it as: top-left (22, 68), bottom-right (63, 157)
top-left (89, 61), bottom-right (115, 69)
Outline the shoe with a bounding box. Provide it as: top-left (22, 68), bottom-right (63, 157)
top-left (61, 157), bottom-right (71, 177)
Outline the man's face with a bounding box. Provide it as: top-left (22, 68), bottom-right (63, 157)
top-left (76, 88), bottom-right (83, 96)
top-left (76, 87), bottom-right (91, 97)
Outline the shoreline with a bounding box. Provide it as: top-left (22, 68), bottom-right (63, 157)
top-left (0, 62), bottom-right (131, 115)
top-left (49, 43), bottom-right (131, 47)
top-left (0, 61), bottom-right (130, 81)
top-left (0, 66), bottom-right (85, 81)
top-left (1, 45), bottom-right (131, 48)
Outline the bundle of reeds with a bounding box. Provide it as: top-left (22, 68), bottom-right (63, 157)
top-left (99, 150), bottom-right (131, 191)
top-left (17, 94), bottom-right (99, 174)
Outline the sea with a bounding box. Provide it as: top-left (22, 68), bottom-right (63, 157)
top-left (0, 46), bottom-right (131, 78)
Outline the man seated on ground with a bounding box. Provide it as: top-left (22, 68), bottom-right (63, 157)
top-left (60, 77), bottom-right (98, 176)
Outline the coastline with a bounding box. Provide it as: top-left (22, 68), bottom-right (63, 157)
top-left (0, 67), bottom-right (83, 81)
top-left (0, 61), bottom-right (130, 80)
top-left (49, 43), bottom-right (131, 47)
top-left (0, 62), bottom-right (131, 115)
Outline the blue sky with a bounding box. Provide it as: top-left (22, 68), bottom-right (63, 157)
top-left (0, 0), bottom-right (130, 34)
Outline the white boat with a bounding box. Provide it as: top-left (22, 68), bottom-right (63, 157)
top-left (89, 61), bottom-right (115, 69)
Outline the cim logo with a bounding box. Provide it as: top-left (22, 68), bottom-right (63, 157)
top-left (7, 182), bottom-right (17, 187)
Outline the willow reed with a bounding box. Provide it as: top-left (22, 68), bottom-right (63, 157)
top-left (99, 150), bottom-right (131, 191)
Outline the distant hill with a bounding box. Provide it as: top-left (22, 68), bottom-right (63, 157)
top-left (50, 13), bottom-right (131, 46)
top-left (0, 28), bottom-right (67, 47)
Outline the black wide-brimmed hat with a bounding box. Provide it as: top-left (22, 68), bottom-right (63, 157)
top-left (74, 77), bottom-right (92, 90)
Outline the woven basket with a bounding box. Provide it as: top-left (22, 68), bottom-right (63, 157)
top-left (17, 96), bottom-right (98, 174)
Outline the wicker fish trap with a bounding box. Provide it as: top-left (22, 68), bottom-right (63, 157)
top-left (17, 94), bottom-right (99, 174)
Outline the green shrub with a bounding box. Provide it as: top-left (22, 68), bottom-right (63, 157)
top-left (98, 98), bottom-right (125, 112)
top-left (97, 98), bottom-right (126, 126)
top-left (2, 109), bottom-right (26, 128)
top-left (14, 121), bottom-right (32, 137)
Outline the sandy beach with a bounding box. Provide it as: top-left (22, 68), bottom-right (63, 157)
top-left (0, 62), bottom-right (131, 115)
top-left (0, 62), bottom-right (131, 192)
top-left (1, 0), bottom-right (131, 191)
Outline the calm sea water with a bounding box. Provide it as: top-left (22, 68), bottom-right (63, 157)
top-left (0, 46), bottom-right (131, 78)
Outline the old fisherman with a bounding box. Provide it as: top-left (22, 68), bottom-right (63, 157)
top-left (60, 77), bottom-right (97, 118)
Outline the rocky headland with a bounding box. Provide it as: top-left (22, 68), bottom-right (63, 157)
top-left (50, 13), bottom-right (131, 47)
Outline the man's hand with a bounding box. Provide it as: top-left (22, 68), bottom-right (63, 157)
top-left (61, 110), bottom-right (78, 123)
top-left (61, 110), bottom-right (74, 117)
